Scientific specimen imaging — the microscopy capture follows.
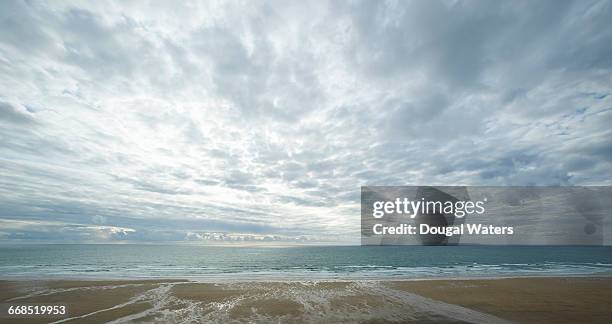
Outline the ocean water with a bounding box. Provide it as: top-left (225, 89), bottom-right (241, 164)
top-left (0, 244), bottom-right (611, 280)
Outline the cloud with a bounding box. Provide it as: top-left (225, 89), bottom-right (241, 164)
top-left (0, 101), bottom-right (37, 124)
top-left (0, 0), bottom-right (611, 243)
top-left (0, 219), bottom-right (135, 242)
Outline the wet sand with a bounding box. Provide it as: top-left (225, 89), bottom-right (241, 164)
top-left (1, 277), bottom-right (611, 323)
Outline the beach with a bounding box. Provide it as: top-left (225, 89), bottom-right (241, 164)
top-left (2, 277), bottom-right (611, 323)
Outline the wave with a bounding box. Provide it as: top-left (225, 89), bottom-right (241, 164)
top-left (2, 262), bottom-right (612, 281)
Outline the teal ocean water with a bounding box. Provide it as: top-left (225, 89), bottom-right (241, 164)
top-left (1, 245), bottom-right (611, 280)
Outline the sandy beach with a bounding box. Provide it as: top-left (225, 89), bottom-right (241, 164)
top-left (1, 277), bottom-right (611, 323)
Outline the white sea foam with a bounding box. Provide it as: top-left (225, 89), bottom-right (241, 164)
top-left (88, 280), bottom-right (513, 323)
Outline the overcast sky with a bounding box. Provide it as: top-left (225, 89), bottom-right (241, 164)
top-left (1, 0), bottom-right (611, 243)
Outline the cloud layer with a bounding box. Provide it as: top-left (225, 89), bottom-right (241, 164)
top-left (1, 0), bottom-right (611, 243)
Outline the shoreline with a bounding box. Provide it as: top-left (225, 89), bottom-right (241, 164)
top-left (2, 276), bottom-right (612, 323)
top-left (2, 272), bottom-right (612, 283)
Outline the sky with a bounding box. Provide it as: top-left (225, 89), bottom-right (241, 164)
top-left (1, 0), bottom-right (611, 244)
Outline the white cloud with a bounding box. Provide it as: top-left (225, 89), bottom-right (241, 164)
top-left (1, 0), bottom-right (611, 243)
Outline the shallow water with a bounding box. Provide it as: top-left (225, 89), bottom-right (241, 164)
top-left (12, 281), bottom-right (509, 324)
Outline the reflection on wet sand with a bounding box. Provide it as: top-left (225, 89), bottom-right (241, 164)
top-left (1, 277), bottom-right (611, 323)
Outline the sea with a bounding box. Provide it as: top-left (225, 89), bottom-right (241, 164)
top-left (1, 244), bottom-right (611, 281)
